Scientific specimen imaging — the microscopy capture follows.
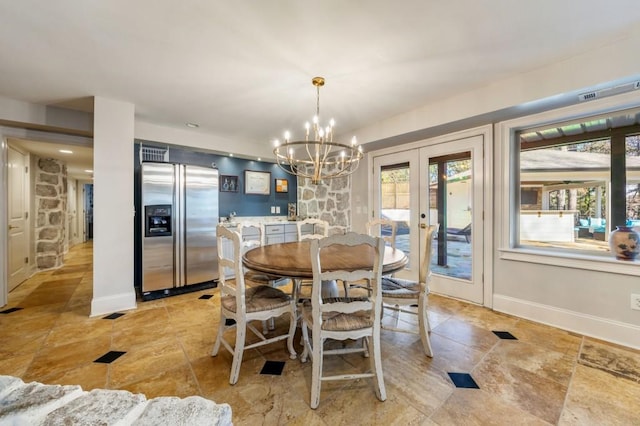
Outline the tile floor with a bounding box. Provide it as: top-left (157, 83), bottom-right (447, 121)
top-left (1, 242), bottom-right (640, 425)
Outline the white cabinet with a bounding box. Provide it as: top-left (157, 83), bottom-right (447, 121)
top-left (265, 223), bottom-right (298, 245)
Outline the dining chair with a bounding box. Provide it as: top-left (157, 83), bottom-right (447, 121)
top-left (296, 218), bottom-right (329, 240)
top-left (300, 232), bottom-right (386, 409)
top-left (366, 218), bottom-right (397, 250)
top-left (380, 224), bottom-right (436, 357)
top-left (237, 220), bottom-right (291, 333)
top-left (237, 221), bottom-right (290, 288)
top-left (212, 225), bottom-right (297, 385)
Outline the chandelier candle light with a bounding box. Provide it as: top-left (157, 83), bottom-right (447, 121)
top-left (273, 76), bottom-right (363, 184)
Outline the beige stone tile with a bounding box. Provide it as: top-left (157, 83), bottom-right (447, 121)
top-left (430, 388), bottom-right (552, 425)
top-left (432, 316), bottom-right (499, 352)
top-left (4, 241), bottom-right (640, 426)
top-left (472, 352), bottom-right (567, 424)
top-left (579, 337), bottom-right (640, 382)
top-left (24, 334), bottom-right (112, 382)
top-left (38, 362), bottom-right (108, 391)
top-left (117, 364), bottom-right (200, 399)
top-left (423, 333), bottom-right (487, 374)
top-left (112, 320), bottom-right (176, 352)
top-left (108, 335), bottom-right (190, 388)
top-left (111, 305), bottom-right (171, 332)
top-left (312, 378), bottom-right (428, 425)
top-left (560, 364), bottom-right (640, 425)
top-left (382, 353), bottom-right (453, 417)
top-left (455, 304), bottom-right (521, 331)
top-left (485, 340), bottom-right (577, 386)
top-left (0, 353), bottom-right (35, 377)
top-left (44, 316), bottom-right (113, 348)
top-left (511, 319), bottom-right (582, 355)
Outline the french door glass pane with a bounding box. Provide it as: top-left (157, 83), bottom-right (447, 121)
top-left (380, 164), bottom-right (411, 268)
top-left (429, 158), bottom-right (472, 281)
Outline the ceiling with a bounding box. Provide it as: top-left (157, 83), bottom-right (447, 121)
top-left (2, 1), bottom-right (640, 174)
top-left (8, 138), bottom-right (93, 181)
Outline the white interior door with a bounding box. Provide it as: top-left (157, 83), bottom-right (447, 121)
top-left (419, 135), bottom-right (484, 304)
top-left (8, 145), bottom-right (29, 291)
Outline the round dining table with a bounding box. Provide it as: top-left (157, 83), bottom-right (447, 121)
top-left (242, 239), bottom-right (408, 280)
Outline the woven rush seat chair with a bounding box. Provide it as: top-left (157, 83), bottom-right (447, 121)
top-left (212, 225), bottom-right (297, 385)
top-left (381, 224), bottom-right (437, 357)
top-left (300, 232), bottom-right (386, 409)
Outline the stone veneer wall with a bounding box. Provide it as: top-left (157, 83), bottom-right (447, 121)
top-left (296, 169), bottom-right (351, 235)
top-left (35, 157), bottom-right (67, 270)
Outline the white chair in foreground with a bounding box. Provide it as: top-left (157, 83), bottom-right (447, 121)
top-left (212, 225), bottom-right (297, 385)
top-left (380, 224), bottom-right (436, 357)
top-left (300, 232), bottom-right (386, 409)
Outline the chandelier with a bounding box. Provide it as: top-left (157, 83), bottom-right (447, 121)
top-left (273, 76), bottom-right (363, 184)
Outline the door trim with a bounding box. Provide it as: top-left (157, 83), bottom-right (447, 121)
top-left (369, 125), bottom-right (493, 307)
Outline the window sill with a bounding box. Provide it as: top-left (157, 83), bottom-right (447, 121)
top-left (498, 247), bottom-right (640, 277)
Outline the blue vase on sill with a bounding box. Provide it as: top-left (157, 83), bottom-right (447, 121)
top-left (608, 226), bottom-right (640, 260)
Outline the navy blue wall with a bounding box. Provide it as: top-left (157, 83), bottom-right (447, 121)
top-left (134, 141), bottom-right (297, 218)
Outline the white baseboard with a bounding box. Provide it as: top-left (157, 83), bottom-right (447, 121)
top-left (493, 294), bottom-right (640, 350)
top-left (90, 291), bottom-right (137, 317)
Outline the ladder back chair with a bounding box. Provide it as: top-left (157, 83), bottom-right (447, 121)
top-left (380, 224), bottom-right (437, 357)
top-left (212, 225), bottom-right (297, 384)
top-left (300, 232), bottom-right (386, 409)
top-left (296, 218), bottom-right (329, 240)
top-left (237, 220), bottom-right (291, 332)
top-left (366, 218), bottom-right (397, 250)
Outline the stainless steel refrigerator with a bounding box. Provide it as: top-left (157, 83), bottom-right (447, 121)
top-left (141, 162), bottom-right (219, 294)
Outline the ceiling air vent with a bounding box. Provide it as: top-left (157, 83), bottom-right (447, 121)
top-left (140, 145), bottom-right (169, 163)
top-left (578, 91), bottom-right (598, 102)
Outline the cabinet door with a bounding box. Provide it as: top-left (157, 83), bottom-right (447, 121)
top-left (266, 234), bottom-right (285, 245)
top-left (284, 232), bottom-right (297, 242)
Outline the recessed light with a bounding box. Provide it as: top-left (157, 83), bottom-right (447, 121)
top-left (229, 153), bottom-right (234, 157)
top-left (257, 157), bottom-right (261, 161)
top-left (59, 149), bottom-right (73, 154)
top-left (186, 123), bottom-right (199, 128)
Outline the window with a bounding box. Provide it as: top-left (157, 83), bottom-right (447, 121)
top-left (516, 108), bottom-right (640, 255)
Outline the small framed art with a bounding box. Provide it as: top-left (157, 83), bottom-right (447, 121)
top-left (220, 175), bottom-right (238, 192)
top-left (275, 178), bottom-right (288, 193)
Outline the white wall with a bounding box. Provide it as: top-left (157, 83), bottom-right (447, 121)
top-left (90, 97), bottom-right (136, 316)
top-left (352, 32), bottom-right (640, 348)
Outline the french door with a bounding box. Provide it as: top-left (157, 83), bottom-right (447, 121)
top-left (373, 134), bottom-right (485, 304)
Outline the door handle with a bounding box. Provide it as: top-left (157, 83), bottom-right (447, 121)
top-left (8, 225), bottom-right (18, 230)
top-left (420, 223), bottom-right (427, 229)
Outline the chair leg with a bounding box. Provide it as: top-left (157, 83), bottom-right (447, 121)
top-left (287, 308), bottom-right (297, 360)
top-left (229, 322), bottom-right (246, 385)
top-left (370, 327), bottom-right (386, 402)
top-left (310, 333), bottom-right (323, 409)
top-left (211, 312), bottom-right (226, 356)
top-left (418, 295), bottom-right (433, 357)
top-left (300, 321), bottom-right (311, 363)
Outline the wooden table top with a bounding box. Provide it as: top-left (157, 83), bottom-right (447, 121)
top-left (242, 240), bottom-right (408, 279)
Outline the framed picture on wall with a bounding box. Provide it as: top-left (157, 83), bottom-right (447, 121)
top-left (244, 170), bottom-right (271, 195)
top-left (275, 178), bottom-right (288, 193)
top-left (220, 175), bottom-right (238, 192)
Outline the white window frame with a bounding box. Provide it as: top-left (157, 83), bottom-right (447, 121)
top-left (496, 90), bottom-right (640, 277)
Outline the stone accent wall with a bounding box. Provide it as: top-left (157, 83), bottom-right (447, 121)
top-left (35, 157), bottom-right (67, 270)
top-left (297, 170), bottom-right (351, 235)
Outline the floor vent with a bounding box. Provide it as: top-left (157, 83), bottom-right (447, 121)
top-left (140, 145), bottom-right (169, 163)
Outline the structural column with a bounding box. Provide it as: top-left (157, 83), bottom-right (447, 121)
top-left (91, 97), bottom-right (136, 316)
